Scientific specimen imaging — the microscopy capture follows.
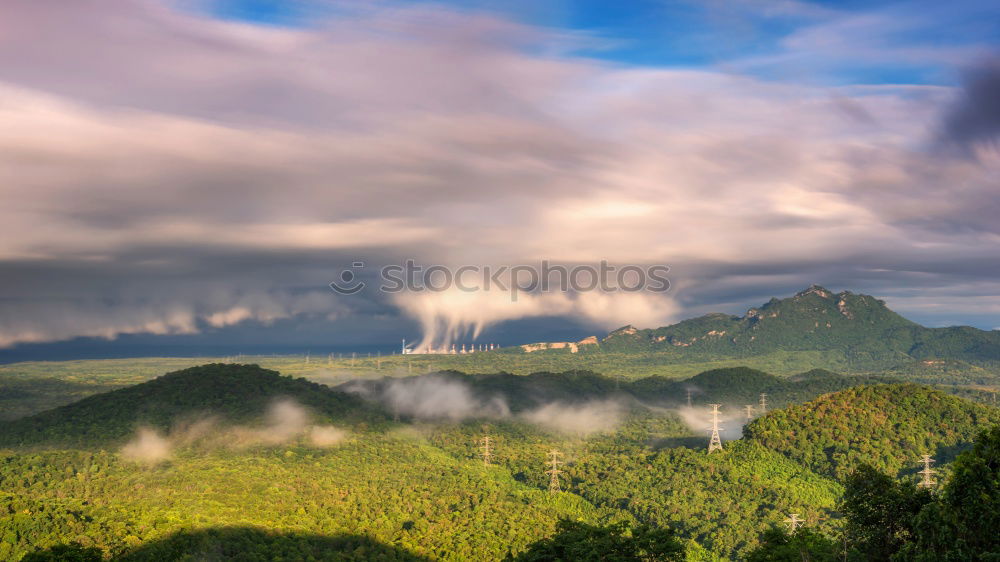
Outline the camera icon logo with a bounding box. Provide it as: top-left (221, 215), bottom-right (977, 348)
top-left (329, 262), bottom-right (366, 295)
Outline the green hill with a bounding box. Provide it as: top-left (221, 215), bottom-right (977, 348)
top-left (744, 383), bottom-right (1000, 480)
top-left (0, 364), bottom-right (387, 448)
top-left (572, 440), bottom-right (842, 560)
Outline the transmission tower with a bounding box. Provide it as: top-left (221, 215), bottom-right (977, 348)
top-left (918, 454), bottom-right (937, 489)
top-left (686, 388), bottom-right (693, 408)
top-left (479, 435), bottom-right (494, 466)
top-left (784, 513), bottom-right (804, 532)
top-left (545, 449), bottom-right (564, 493)
top-left (744, 404), bottom-right (755, 421)
top-left (759, 392), bottom-right (768, 414)
top-left (708, 404), bottom-right (724, 453)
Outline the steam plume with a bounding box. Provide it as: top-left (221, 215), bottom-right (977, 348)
top-left (393, 287), bottom-right (678, 350)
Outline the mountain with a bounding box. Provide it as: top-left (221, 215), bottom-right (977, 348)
top-left (0, 363), bottom-right (387, 448)
top-left (743, 383), bottom-right (1000, 480)
top-left (586, 285), bottom-right (1000, 367)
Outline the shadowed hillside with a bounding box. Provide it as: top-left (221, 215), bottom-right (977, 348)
top-left (0, 364), bottom-right (389, 448)
top-left (22, 527), bottom-right (431, 562)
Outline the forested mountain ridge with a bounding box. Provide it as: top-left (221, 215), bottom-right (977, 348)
top-left (342, 366), bottom-right (898, 416)
top-left (626, 366), bottom-right (896, 410)
top-left (744, 383), bottom-right (1000, 480)
top-left (593, 285), bottom-right (1000, 364)
top-left (0, 364), bottom-right (388, 448)
top-left (1, 365), bottom-right (884, 451)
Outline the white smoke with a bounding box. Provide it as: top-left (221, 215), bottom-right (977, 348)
top-left (119, 398), bottom-right (349, 464)
top-left (520, 400), bottom-right (624, 436)
top-left (393, 287), bottom-right (678, 350)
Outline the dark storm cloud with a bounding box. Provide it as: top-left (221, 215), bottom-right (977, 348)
top-left (940, 56), bottom-right (1000, 152)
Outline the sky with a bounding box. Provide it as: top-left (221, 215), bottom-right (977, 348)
top-left (0, 0), bottom-right (999, 360)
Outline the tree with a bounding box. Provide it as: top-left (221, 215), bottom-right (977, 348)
top-left (840, 464), bottom-right (931, 559)
top-left (900, 425), bottom-right (1000, 560)
top-left (745, 527), bottom-right (839, 562)
top-left (510, 519), bottom-right (684, 562)
top-left (21, 542), bottom-right (103, 562)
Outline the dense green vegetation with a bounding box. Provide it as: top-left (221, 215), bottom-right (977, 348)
top-left (745, 384), bottom-right (1000, 479)
top-left (747, 426), bottom-right (1000, 560)
top-left (0, 437), bottom-right (606, 561)
top-left (572, 441), bottom-right (842, 559)
top-left (3, 362), bottom-right (999, 560)
top-left (510, 519), bottom-right (684, 561)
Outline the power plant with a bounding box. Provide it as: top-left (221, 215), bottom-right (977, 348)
top-left (402, 338), bottom-right (498, 355)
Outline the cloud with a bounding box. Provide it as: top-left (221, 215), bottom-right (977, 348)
top-left (675, 405), bottom-right (745, 441)
top-left (119, 398), bottom-right (350, 464)
top-left (347, 374), bottom-right (511, 421)
top-left (121, 427), bottom-right (173, 465)
top-left (520, 400), bottom-right (624, 436)
top-left (344, 373), bottom-right (625, 434)
top-left (0, 290), bottom-right (345, 348)
top-left (309, 425), bottom-right (349, 447)
top-left (0, 0), bottom-right (999, 352)
top-left (939, 56), bottom-right (1000, 152)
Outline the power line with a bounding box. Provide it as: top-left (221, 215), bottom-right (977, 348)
top-left (479, 435), bottom-right (494, 466)
top-left (545, 449), bottom-right (564, 493)
top-left (784, 513), bottom-right (804, 532)
top-left (918, 454), bottom-right (937, 489)
top-left (708, 404), bottom-right (723, 453)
